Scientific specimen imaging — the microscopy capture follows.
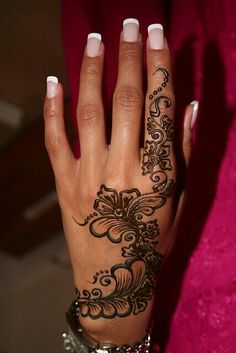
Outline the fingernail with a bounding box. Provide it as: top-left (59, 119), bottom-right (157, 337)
top-left (46, 76), bottom-right (58, 98)
top-left (148, 24), bottom-right (164, 50)
top-left (190, 100), bottom-right (199, 129)
top-left (86, 33), bottom-right (102, 57)
top-left (123, 18), bottom-right (139, 42)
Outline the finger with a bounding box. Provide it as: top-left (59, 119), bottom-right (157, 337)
top-left (44, 77), bottom-right (75, 178)
top-left (173, 100), bottom-right (199, 227)
top-left (182, 100), bottom-right (199, 166)
top-left (77, 33), bottom-right (106, 163)
top-left (142, 25), bottom-right (175, 177)
top-left (110, 19), bottom-right (143, 161)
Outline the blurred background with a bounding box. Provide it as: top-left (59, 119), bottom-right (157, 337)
top-left (0, 1), bottom-right (74, 352)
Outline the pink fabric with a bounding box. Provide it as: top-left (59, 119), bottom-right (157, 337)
top-left (62, 1), bottom-right (236, 352)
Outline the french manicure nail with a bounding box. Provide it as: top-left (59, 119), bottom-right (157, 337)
top-left (148, 23), bottom-right (164, 50)
top-left (86, 33), bottom-right (102, 57)
top-left (47, 76), bottom-right (58, 98)
top-left (123, 18), bottom-right (139, 42)
top-left (190, 100), bottom-right (199, 129)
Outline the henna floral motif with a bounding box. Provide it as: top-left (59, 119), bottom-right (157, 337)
top-left (89, 185), bottom-right (166, 243)
top-left (142, 68), bottom-right (174, 192)
top-left (74, 259), bottom-right (159, 318)
top-left (142, 140), bottom-right (171, 174)
top-left (73, 67), bottom-right (174, 320)
top-left (74, 185), bottom-right (165, 318)
top-left (73, 184), bottom-right (169, 319)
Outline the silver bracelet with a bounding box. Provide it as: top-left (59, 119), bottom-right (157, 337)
top-left (62, 301), bottom-right (152, 353)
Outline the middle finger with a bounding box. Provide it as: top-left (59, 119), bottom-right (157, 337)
top-left (110, 19), bottom-right (143, 162)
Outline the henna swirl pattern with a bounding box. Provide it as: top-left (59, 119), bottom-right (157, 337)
top-left (73, 68), bottom-right (174, 319)
top-left (142, 68), bottom-right (174, 191)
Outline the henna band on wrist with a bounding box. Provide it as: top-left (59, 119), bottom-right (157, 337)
top-left (62, 300), bottom-right (152, 353)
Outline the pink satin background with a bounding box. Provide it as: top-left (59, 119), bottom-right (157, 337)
top-left (62, 1), bottom-right (236, 352)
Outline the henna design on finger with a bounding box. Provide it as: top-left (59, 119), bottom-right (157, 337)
top-left (142, 68), bottom-right (174, 192)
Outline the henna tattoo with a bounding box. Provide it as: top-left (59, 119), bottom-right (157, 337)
top-left (72, 68), bottom-right (174, 320)
top-left (142, 68), bottom-right (174, 192)
top-left (73, 212), bottom-right (98, 226)
top-left (73, 185), bottom-right (167, 319)
top-left (88, 185), bottom-right (166, 243)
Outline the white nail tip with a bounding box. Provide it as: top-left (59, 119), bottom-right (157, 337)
top-left (87, 33), bottom-right (102, 41)
top-left (190, 100), bottom-right (199, 129)
top-left (47, 76), bottom-right (58, 84)
top-left (123, 18), bottom-right (139, 26)
top-left (148, 24), bottom-right (163, 32)
top-left (190, 100), bottom-right (199, 111)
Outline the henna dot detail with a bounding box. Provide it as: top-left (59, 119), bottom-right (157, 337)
top-left (149, 95), bottom-right (153, 99)
top-left (158, 87), bottom-right (162, 91)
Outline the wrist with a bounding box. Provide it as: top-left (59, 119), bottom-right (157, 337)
top-left (73, 300), bottom-right (154, 346)
top-left (63, 301), bottom-right (153, 353)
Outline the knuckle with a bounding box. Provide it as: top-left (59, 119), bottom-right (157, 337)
top-left (103, 164), bottom-right (132, 188)
top-left (79, 183), bottom-right (98, 205)
top-left (44, 100), bottom-right (57, 120)
top-left (114, 85), bottom-right (143, 112)
top-left (82, 61), bottom-right (100, 80)
top-left (45, 134), bottom-right (62, 156)
top-left (120, 46), bottom-right (140, 63)
top-left (77, 103), bottom-right (101, 122)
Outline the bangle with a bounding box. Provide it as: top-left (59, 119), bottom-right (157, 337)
top-left (62, 300), bottom-right (152, 353)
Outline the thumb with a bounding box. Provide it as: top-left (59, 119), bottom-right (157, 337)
top-left (166, 100), bottom-right (199, 256)
top-left (174, 100), bottom-right (199, 224)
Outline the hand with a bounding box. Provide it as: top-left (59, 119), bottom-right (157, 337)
top-left (43, 20), bottom-right (197, 345)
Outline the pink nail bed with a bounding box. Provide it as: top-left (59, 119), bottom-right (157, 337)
top-left (46, 76), bottom-right (58, 98)
top-left (148, 24), bottom-right (164, 50)
top-left (86, 33), bottom-right (102, 57)
top-left (123, 18), bottom-right (139, 42)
